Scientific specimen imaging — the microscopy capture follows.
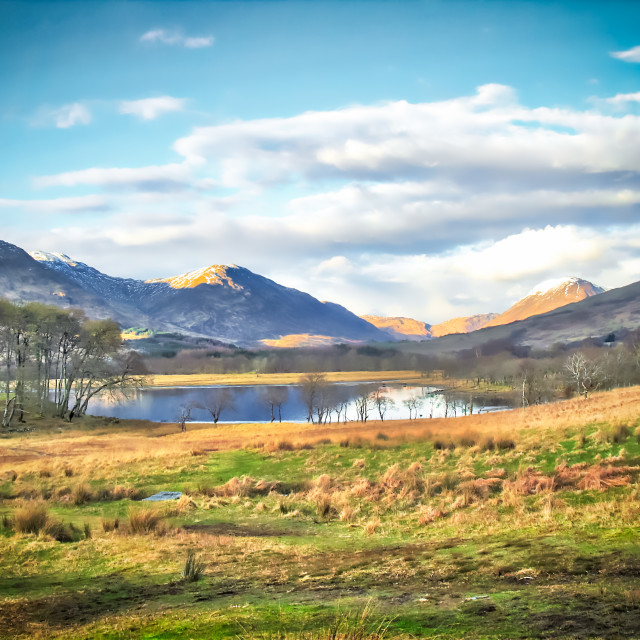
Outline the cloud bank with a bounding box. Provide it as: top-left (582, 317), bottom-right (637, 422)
top-left (15, 84), bottom-right (640, 321)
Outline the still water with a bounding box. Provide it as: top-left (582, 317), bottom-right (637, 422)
top-left (86, 382), bottom-right (510, 424)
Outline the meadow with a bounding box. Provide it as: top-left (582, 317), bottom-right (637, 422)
top-left (1, 386), bottom-right (639, 639)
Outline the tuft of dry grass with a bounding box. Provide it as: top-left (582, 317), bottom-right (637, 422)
top-left (364, 517), bottom-right (381, 535)
top-left (127, 508), bottom-right (163, 534)
top-left (101, 517), bottom-right (120, 532)
top-left (14, 502), bottom-right (49, 534)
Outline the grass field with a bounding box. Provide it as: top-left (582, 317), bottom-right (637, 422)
top-left (1, 387), bottom-right (640, 638)
top-left (146, 370), bottom-right (433, 387)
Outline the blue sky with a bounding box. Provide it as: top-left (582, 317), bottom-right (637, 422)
top-left (1, 0), bottom-right (639, 322)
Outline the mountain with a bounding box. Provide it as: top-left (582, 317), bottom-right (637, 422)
top-left (430, 313), bottom-right (498, 337)
top-left (484, 277), bottom-right (605, 328)
top-left (360, 315), bottom-right (432, 341)
top-left (0, 241), bottom-right (386, 346)
top-left (394, 279), bottom-right (640, 356)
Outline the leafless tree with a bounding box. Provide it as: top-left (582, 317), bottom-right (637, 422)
top-left (261, 386), bottom-right (288, 422)
top-left (202, 387), bottom-right (234, 423)
top-left (299, 373), bottom-right (328, 423)
top-left (371, 387), bottom-right (394, 421)
top-left (403, 393), bottom-right (422, 419)
top-left (354, 384), bottom-right (372, 423)
top-left (565, 352), bottom-right (605, 398)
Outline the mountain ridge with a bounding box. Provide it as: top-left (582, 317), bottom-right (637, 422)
top-left (0, 240), bottom-right (387, 346)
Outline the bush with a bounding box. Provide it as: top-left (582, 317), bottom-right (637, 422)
top-left (14, 503), bottom-right (48, 534)
top-left (611, 425), bottom-right (631, 444)
top-left (72, 483), bottom-right (95, 505)
top-left (44, 519), bottom-right (74, 543)
top-left (101, 517), bottom-right (120, 532)
top-left (128, 508), bottom-right (162, 534)
top-left (181, 549), bottom-right (206, 582)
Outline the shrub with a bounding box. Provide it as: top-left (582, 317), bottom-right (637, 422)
top-left (316, 494), bottom-right (333, 519)
top-left (72, 484), bottom-right (95, 506)
top-left (496, 438), bottom-right (516, 450)
top-left (101, 517), bottom-right (120, 532)
top-left (63, 467), bottom-right (74, 478)
top-left (128, 508), bottom-right (162, 534)
top-left (14, 503), bottom-right (48, 534)
top-left (181, 549), bottom-right (206, 583)
top-left (44, 519), bottom-right (74, 543)
top-left (376, 432), bottom-right (390, 441)
top-left (364, 517), bottom-right (381, 535)
top-left (611, 425), bottom-right (631, 444)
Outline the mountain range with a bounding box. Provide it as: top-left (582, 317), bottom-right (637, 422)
top-left (0, 241), bottom-right (385, 345)
top-left (1, 239), bottom-right (637, 351)
top-left (364, 276), bottom-right (605, 340)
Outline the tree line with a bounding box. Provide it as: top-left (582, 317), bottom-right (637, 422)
top-left (0, 300), bottom-right (143, 427)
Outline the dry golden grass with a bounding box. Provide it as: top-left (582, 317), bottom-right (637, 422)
top-left (147, 369), bottom-right (430, 387)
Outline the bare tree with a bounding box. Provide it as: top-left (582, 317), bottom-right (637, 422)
top-left (565, 352), bottom-right (605, 398)
top-left (261, 386), bottom-right (288, 422)
top-left (354, 384), bottom-right (372, 423)
top-left (403, 393), bottom-right (422, 419)
top-left (178, 403), bottom-right (194, 432)
top-left (371, 387), bottom-right (394, 421)
top-left (299, 373), bottom-right (328, 423)
top-left (202, 387), bottom-right (234, 423)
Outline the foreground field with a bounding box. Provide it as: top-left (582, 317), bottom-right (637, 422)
top-left (1, 387), bottom-right (640, 639)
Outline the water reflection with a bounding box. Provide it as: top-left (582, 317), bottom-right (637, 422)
top-left (85, 383), bottom-right (510, 423)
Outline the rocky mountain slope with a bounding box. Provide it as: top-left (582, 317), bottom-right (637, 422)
top-left (0, 241), bottom-right (386, 346)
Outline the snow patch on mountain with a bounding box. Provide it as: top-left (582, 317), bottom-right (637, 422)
top-left (30, 250), bottom-right (78, 267)
top-left (527, 276), bottom-right (603, 298)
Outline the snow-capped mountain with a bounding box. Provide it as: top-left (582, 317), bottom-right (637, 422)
top-left (0, 241), bottom-right (386, 346)
top-left (484, 276), bottom-right (605, 328)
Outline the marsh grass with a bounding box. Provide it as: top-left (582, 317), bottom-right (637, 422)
top-left (181, 548), bottom-right (206, 582)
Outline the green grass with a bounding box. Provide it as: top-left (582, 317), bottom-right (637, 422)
top-left (2, 391), bottom-right (640, 638)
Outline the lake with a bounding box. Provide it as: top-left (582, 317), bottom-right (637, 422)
top-left (85, 382), bottom-right (511, 423)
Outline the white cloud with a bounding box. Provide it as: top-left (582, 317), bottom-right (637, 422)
top-left (606, 91), bottom-right (640, 105)
top-left (32, 102), bottom-right (91, 129)
top-left (33, 163), bottom-right (191, 191)
top-left (611, 45), bottom-right (640, 63)
top-left (0, 195), bottom-right (108, 213)
top-left (140, 29), bottom-right (214, 48)
top-left (119, 96), bottom-right (186, 121)
top-left (20, 84), bottom-right (640, 321)
top-left (173, 84), bottom-right (640, 187)
top-left (184, 36), bottom-right (215, 49)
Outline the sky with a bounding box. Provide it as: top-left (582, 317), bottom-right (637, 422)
top-left (1, 0), bottom-right (639, 323)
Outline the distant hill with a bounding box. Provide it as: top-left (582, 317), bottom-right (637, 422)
top-left (360, 315), bottom-right (432, 341)
top-left (0, 240), bottom-right (386, 346)
top-left (430, 313), bottom-right (498, 337)
top-left (393, 279), bottom-right (640, 355)
top-left (362, 277), bottom-right (603, 341)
